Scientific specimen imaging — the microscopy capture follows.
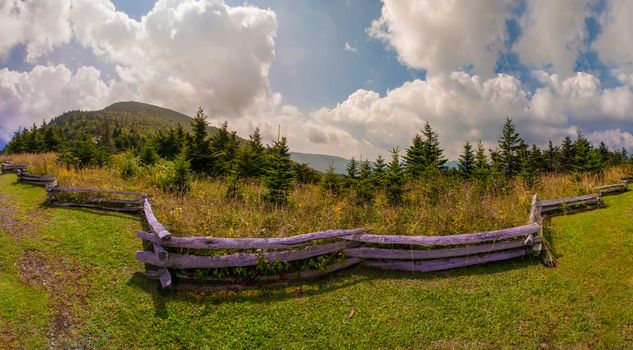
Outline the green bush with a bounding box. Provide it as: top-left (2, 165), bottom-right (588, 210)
top-left (117, 152), bottom-right (139, 180)
top-left (150, 154), bottom-right (192, 193)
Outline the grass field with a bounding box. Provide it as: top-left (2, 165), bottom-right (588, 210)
top-left (1, 173), bottom-right (632, 349)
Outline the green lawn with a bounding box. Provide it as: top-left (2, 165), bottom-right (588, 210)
top-left (0, 173), bottom-right (631, 349)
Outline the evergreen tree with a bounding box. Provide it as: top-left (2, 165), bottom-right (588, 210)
top-left (294, 163), bottom-right (320, 184)
top-left (404, 133), bottom-right (426, 178)
top-left (584, 149), bottom-right (604, 175)
top-left (209, 121), bottom-right (238, 176)
top-left (43, 126), bottom-right (61, 151)
top-left (139, 142), bottom-right (159, 166)
top-left (224, 161), bottom-right (243, 201)
top-left (497, 118), bottom-right (522, 177)
top-left (529, 144), bottom-right (546, 173)
top-left (458, 141), bottom-right (475, 178)
top-left (544, 141), bottom-right (560, 172)
top-left (263, 137), bottom-right (294, 206)
top-left (188, 107), bottom-right (212, 173)
top-left (573, 130), bottom-right (592, 172)
top-left (598, 141), bottom-right (610, 165)
top-left (385, 147), bottom-right (406, 205)
top-left (421, 122), bottom-right (447, 171)
top-left (560, 136), bottom-right (575, 172)
top-left (473, 141), bottom-right (489, 181)
top-left (346, 157), bottom-right (358, 179)
top-left (353, 159), bottom-right (375, 204)
top-left (170, 150), bottom-right (193, 193)
top-left (517, 141), bottom-right (535, 186)
top-left (371, 154), bottom-right (387, 187)
top-left (321, 162), bottom-right (341, 194)
top-left (237, 127), bottom-right (267, 178)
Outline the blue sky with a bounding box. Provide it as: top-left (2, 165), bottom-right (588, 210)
top-left (110, 0), bottom-right (422, 110)
top-left (2, 0), bottom-right (633, 159)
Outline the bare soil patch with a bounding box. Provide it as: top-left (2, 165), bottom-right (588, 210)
top-left (18, 250), bottom-right (90, 349)
top-left (0, 194), bottom-right (46, 239)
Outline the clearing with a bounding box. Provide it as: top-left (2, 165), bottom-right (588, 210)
top-left (0, 173), bottom-right (631, 349)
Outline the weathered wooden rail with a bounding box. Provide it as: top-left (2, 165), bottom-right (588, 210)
top-left (0, 162), bottom-right (628, 290)
top-left (1, 161), bottom-right (26, 174)
top-left (136, 197), bottom-right (546, 288)
top-left (16, 170), bottom-right (58, 187)
top-left (594, 183), bottom-right (628, 196)
top-left (45, 187), bottom-right (147, 212)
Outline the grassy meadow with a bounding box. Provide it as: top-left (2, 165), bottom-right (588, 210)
top-left (0, 170), bottom-right (631, 348)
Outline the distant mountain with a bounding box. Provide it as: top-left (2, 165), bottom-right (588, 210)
top-left (291, 152), bottom-right (350, 173)
top-left (48, 101), bottom-right (247, 142)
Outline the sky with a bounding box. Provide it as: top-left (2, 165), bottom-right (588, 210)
top-left (2, 0), bottom-right (633, 160)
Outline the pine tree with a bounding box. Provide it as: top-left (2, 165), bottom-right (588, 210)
top-left (139, 142), bottom-right (159, 166)
top-left (458, 141), bottom-right (475, 178)
top-left (171, 150), bottom-right (193, 193)
top-left (529, 144), bottom-right (545, 173)
top-left (346, 157), bottom-right (358, 179)
top-left (224, 161), bottom-right (243, 201)
top-left (237, 127), bottom-right (267, 178)
top-left (421, 122), bottom-right (447, 171)
top-left (188, 107), bottom-right (212, 173)
top-left (473, 141), bottom-right (489, 181)
top-left (573, 130), bottom-right (592, 172)
top-left (321, 162), bottom-right (341, 194)
top-left (294, 163), bottom-right (320, 184)
top-left (371, 154), bottom-right (387, 187)
top-left (404, 133), bottom-right (425, 178)
top-left (560, 136), bottom-right (575, 172)
top-left (209, 121), bottom-right (237, 176)
top-left (497, 118), bottom-right (522, 177)
top-left (544, 141), bottom-right (560, 172)
top-left (517, 141), bottom-right (535, 186)
top-left (43, 126), bottom-right (61, 151)
top-left (353, 159), bottom-right (375, 204)
top-left (385, 147), bottom-right (406, 205)
top-left (598, 141), bottom-right (610, 165)
top-left (263, 137), bottom-right (294, 206)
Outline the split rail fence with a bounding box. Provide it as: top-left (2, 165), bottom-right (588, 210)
top-left (0, 161), bottom-right (628, 290)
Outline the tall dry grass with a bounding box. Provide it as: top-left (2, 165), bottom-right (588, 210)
top-left (2, 152), bottom-right (630, 238)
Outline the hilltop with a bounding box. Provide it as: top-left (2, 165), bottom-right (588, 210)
top-left (48, 101), bottom-right (235, 140)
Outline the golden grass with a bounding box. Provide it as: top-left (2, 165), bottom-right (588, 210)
top-left (3, 152), bottom-right (630, 238)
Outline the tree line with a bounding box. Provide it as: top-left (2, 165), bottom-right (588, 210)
top-left (2, 111), bottom-right (630, 207)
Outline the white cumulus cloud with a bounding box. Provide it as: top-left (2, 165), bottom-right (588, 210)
top-left (0, 0), bottom-right (279, 142)
top-left (368, 0), bottom-right (513, 77)
top-left (513, 0), bottom-right (593, 77)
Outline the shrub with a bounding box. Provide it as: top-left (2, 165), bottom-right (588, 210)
top-left (118, 152), bottom-right (139, 180)
top-left (150, 154), bottom-right (192, 193)
top-left (138, 143), bottom-right (159, 166)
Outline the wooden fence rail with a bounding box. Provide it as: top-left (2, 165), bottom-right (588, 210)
top-left (0, 162), bottom-right (626, 290)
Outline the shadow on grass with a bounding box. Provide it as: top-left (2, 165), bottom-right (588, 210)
top-left (125, 255), bottom-right (543, 317)
top-left (37, 204), bottom-right (143, 221)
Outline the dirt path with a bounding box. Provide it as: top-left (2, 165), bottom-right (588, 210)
top-left (0, 193), bottom-right (91, 349)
